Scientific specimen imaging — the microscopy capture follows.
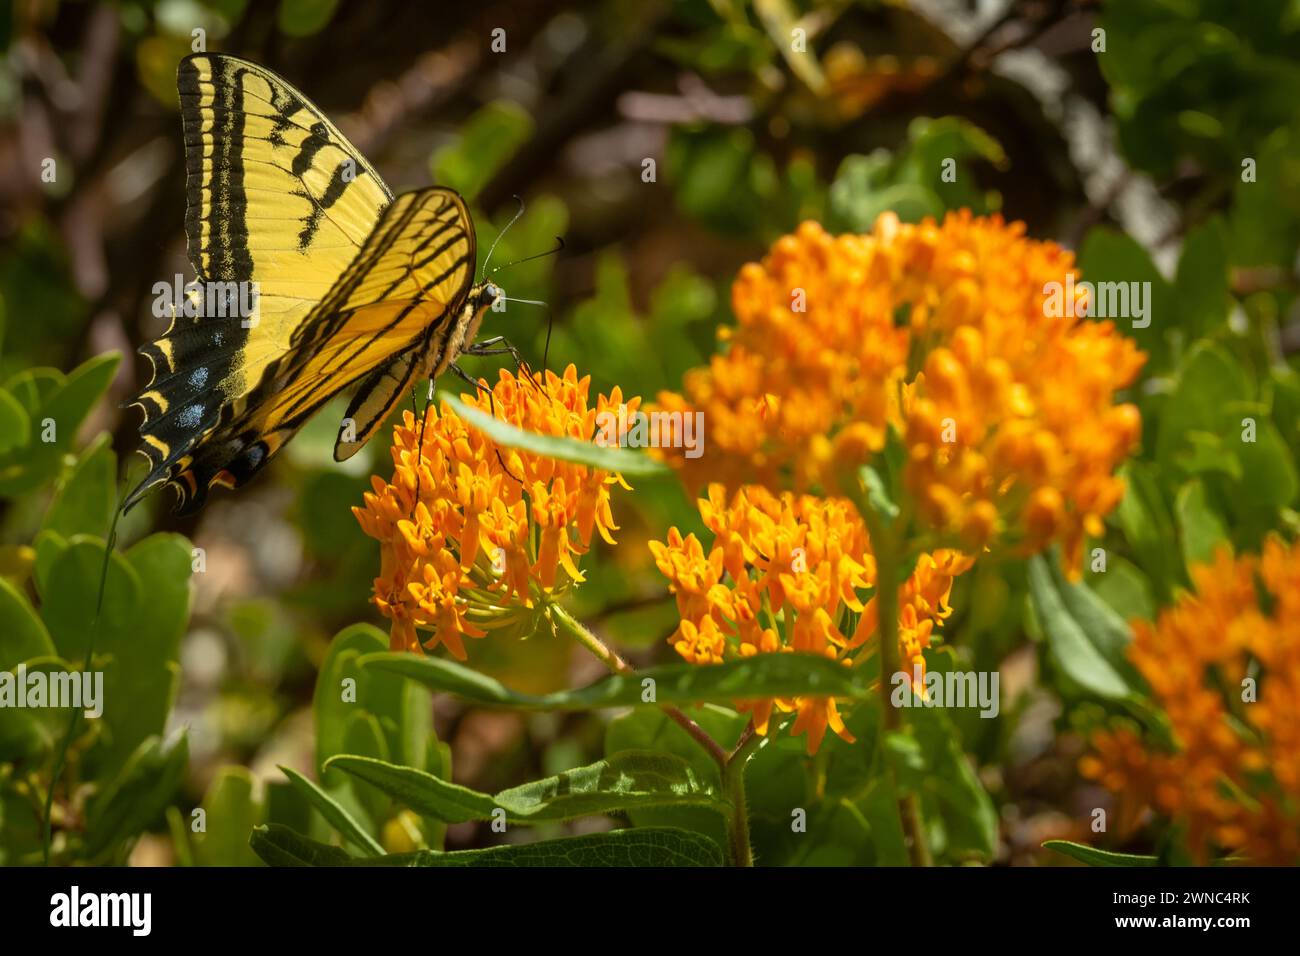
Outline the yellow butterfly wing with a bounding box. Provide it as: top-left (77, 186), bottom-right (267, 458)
top-left (128, 54), bottom-right (475, 513)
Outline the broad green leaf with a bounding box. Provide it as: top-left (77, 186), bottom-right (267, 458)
top-left (1028, 555), bottom-right (1140, 701)
top-left (1156, 343), bottom-right (1251, 473)
top-left (95, 532), bottom-right (191, 774)
top-left (1115, 460), bottom-right (1183, 599)
top-left (193, 766), bottom-right (265, 867)
top-left (278, 766), bottom-right (382, 857)
top-left (1077, 227), bottom-right (1174, 368)
top-left (362, 649), bottom-right (868, 710)
top-left (494, 751), bottom-right (728, 822)
top-left (438, 392), bottom-right (672, 477)
top-left (0, 656), bottom-right (78, 761)
top-left (0, 577), bottom-right (54, 670)
top-left (1234, 417), bottom-right (1299, 510)
top-left (1174, 217), bottom-right (1230, 339)
top-left (83, 733), bottom-right (188, 861)
top-left (324, 755), bottom-right (498, 824)
top-left (0, 352), bottom-right (120, 496)
top-left (0, 388), bottom-right (28, 454)
top-left (1175, 480), bottom-right (1229, 571)
top-left (42, 433), bottom-right (115, 539)
top-left (1043, 839), bottom-right (1158, 867)
top-left (38, 536), bottom-right (140, 662)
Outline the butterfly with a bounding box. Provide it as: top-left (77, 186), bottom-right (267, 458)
top-left (127, 53), bottom-right (525, 515)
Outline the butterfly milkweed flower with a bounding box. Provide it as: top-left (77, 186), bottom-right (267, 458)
top-left (650, 484), bottom-right (972, 753)
top-left (1081, 539), bottom-right (1300, 865)
top-left (654, 212), bottom-right (1146, 574)
top-left (353, 365), bottom-right (634, 657)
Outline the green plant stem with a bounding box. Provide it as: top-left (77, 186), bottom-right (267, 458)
top-left (854, 491), bottom-right (933, 868)
top-left (723, 723), bottom-right (762, 867)
top-left (548, 602), bottom-right (755, 865)
top-left (547, 603), bottom-right (729, 768)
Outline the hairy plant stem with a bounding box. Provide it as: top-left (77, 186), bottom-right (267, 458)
top-left (854, 489), bottom-right (933, 868)
top-left (723, 723), bottom-right (762, 866)
top-left (546, 603), bottom-right (755, 864)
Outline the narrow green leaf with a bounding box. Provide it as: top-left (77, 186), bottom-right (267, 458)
top-left (438, 391), bottom-right (671, 477)
top-left (250, 824), bottom-right (352, 867)
top-left (83, 733), bottom-right (189, 861)
top-left (1043, 840), bottom-right (1159, 867)
top-left (324, 755), bottom-right (497, 824)
top-left (361, 649), bottom-right (868, 710)
top-left (193, 766), bottom-right (265, 867)
top-left (495, 751), bottom-right (728, 821)
top-left (363, 828), bottom-right (725, 867)
top-left (1029, 555), bottom-right (1141, 701)
top-left (279, 765), bottom-right (383, 857)
top-left (0, 388), bottom-right (28, 454)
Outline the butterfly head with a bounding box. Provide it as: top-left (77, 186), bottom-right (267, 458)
top-left (477, 281), bottom-right (504, 312)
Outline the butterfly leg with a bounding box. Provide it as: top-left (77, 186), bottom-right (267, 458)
top-left (449, 364), bottom-right (526, 486)
top-left (464, 336), bottom-right (550, 397)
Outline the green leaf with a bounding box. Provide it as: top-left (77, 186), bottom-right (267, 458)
top-left (37, 536), bottom-right (140, 662)
top-left (908, 708), bottom-right (998, 861)
top-left (438, 392), bottom-right (671, 477)
top-left (603, 706), bottom-right (737, 855)
top-left (1078, 227), bottom-right (1174, 369)
top-left (1174, 217), bottom-right (1230, 339)
top-left (253, 825), bottom-right (725, 867)
top-left (193, 766), bottom-right (265, 867)
top-left (276, 0), bottom-right (339, 37)
top-left (1028, 554), bottom-right (1142, 701)
top-left (0, 352), bottom-right (120, 497)
top-left (1043, 840), bottom-right (1158, 867)
top-left (362, 649), bottom-right (869, 710)
top-left (83, 733), bottom-right (188, 861)
top-left (0, 577), bottom-right (54, 670)
top-left (250, 824), bottom-right (352, 867)
top-left (324, 755), bottom-right (498, 824)
top-left (494, 751), bottom-right (728, 822)
top-left (431, 101), bottom-right (534, 201)
top-left (0, 656), bottom-right (78, 761)
top-left (0, 388), bottom-right (28, 454)
top-left (1175, 480), bottom-right (1229, 571)
top-left (96, 532), bottom-right (191, 774)
top-left (42, 433), bottom-right (115, 538)
top-left (278, 765), bottom-right (383, 857)
top-left (1115, 460), bottom-right (1183, 599)
top-left (1156, 343), bottom-right (1251, 473)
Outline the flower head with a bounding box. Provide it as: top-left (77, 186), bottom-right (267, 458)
top-left (654, 213), bottom-right (1145, 574)
top-left (354, 365), bottom-right (634, 658)
top-left (650, 484), bottom-right (972, 753)
top-left (1082, 538), bottom-right (1300, 865)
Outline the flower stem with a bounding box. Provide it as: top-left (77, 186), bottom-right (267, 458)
top-left (723, 723), bottom-right (763, 867)
top-left (547, 602), bottom-right (753, 864)
top-left (547, 603), bottom-right (729, 769)
top-left (853, 487), bottom-right (933, 868)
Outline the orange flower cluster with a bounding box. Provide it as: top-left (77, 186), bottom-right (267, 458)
top-left (654, 213), bottom-right (1145, 574)
top-left (353, 365), bottom-right (633, 658)
top-left (650, 484), bottom-right (971, 753)
top-left (1082, 538), bottom-right (1300, 865)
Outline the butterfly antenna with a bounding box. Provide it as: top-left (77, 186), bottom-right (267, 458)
top-left (489, 236), bottom-right (565, 277)
top-left (481, 195), bottom-right (526, 280)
